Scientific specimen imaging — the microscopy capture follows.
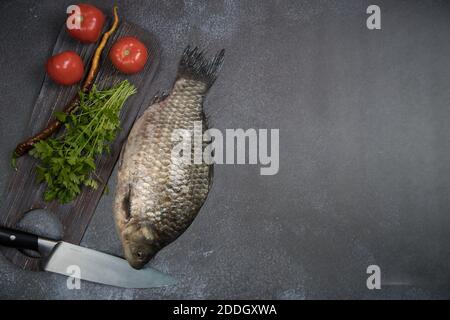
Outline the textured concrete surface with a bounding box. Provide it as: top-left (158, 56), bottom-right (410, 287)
top-left (0, 0), bottom-right (449, 299)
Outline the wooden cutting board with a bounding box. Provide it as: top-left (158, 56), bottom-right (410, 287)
top-left (0, 19), bottom-right (161, 271)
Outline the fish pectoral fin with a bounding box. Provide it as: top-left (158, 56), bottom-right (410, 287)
top-left (121, 184), bottom-right (133, 221)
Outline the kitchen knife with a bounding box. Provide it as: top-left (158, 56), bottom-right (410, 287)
top-left (0, 226), bottom-right (176, 288)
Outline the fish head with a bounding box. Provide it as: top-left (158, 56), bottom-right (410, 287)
top-left (121, 221), bottom-right (159, 269)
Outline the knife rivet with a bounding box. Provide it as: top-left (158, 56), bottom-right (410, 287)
top-left (10, 235), bottom-right (16, 241)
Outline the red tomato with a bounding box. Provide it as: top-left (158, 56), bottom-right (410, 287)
top-left (46, 51), bottom-right (84, 86)
top-left (109, 37), bottom-right (148, 74)
top-left (66, 4), bottom-right (105, 43)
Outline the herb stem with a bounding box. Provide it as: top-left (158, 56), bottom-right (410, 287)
top-left (29, 80), bottom-right (136, 203)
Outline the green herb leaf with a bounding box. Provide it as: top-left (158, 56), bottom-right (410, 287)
top-left (54, 111), bottom-right (67, 123)
top-left (30, 80), bottom-right (136, 204)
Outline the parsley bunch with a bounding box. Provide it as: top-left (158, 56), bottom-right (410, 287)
top-left (30, 80), bottom-right (136, 203)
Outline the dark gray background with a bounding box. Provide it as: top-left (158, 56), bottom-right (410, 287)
top-left (0, 0), bottom-right (449, 299)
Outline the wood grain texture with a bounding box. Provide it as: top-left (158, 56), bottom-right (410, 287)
top-left (0, 19), bottom-right (161, 271)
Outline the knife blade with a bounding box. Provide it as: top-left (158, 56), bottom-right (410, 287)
top-left (0, 226), bottom-right (176, 288)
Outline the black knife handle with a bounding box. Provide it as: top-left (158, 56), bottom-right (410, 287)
top-left (0, 226), bottom-right (39, 251)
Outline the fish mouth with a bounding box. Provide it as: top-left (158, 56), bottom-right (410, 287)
top-left (128, 259), bottom-right (147, 270)
top-left (123, 250), bottom-right (148, 270)
top-left (123, 248), bottom-right (156, 270)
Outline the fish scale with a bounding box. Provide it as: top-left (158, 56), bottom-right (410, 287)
top-left (113, 46), bottom-right (225, 269)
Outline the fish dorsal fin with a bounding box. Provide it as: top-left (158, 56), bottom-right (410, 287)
top-left (117, 142), bottom-right (127, 171)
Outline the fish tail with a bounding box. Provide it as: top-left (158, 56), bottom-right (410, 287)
top-left (178, 45), bottom-right (225, 91)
